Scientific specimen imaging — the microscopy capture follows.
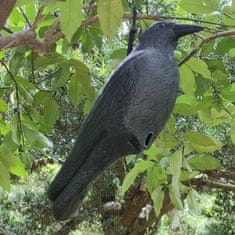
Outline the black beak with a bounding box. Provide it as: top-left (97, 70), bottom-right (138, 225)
top-left (173, 24), bottom-right (204, 38)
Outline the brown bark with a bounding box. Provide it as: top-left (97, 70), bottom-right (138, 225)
top-left (0, 0), bottom-right (16, 30)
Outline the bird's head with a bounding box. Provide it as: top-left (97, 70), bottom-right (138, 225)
top-left (138, 21), bottom-right (204, 50)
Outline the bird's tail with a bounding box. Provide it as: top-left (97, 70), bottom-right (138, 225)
top-left (48, 134), bottom-right (120, 220)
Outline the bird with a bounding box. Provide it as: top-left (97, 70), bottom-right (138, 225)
top-left (48, 21), bottom-right (204, 220)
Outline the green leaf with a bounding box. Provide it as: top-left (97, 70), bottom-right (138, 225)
top-left (10, 115), bottom-right (21, 145)
top-left (1, 132), bottom-right (18, 153)
top-left (41, 99), bottom-right (59, 133)
top-left (110, 48), bottom-right (127, 60)
top-left (183, 131), bottom-right (221, 152)
top-left (97, 0), bottom-right (124, 39)
top-left (34, 91), bottom-right (59, 133)
top-left (121, 160), bottom-right (153, 195)
top-left (147, 165), bottom-right (167, 193)
top-left (156, 132), bottom-right (179, 148)
top-left (57, 0), bottom-right (83, 41)
top-left (24, 126), bottom-right (53, 150)
top-left (0, 161), bottom-right (10, 191)
top-left (174, 95), bottom-right (198, 115)
top-left (68, 74), bottom-right (83, 107)
top-left (180, 65), bottom-right (195, 95)
top-left (229, 48), bottom-right (235, 57)
top-left (187, 189), bottom-right (200, 215)
top-left (180, 170), bottom-right (200, 181)
top-left (34, 54), bottom-right (64, 69)
top-left (180, 0), bottom-right (219, 13)
top-left (187, 154), bottom-right (221, 170)
top-left (216, 38), bottom-right (235, 55)
top-left (53, 66), bottom-right (71, 88)
top-left (151, 185), bottom-right (164, 216)
top-left (169, 183), bottom-right (183, 210)
top-left (0, 99), bottom-right (7, 112)
top-left (187, 58), bottom-right (211, 79)
top-left (230, 120), bottom-right (235, 145)
top-left (0, 147), bottom-right (27, 177)
top-left (198, 108), bottom-right (230, 127)
top-left (168, 150), bottom-right (182, 179)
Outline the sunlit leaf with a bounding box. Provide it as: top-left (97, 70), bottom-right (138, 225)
top-left (147, 165), bottom-right (167, 193)
top-left (121, 160), bottom-right (153, 195)
top-left (187, 189), bottom-right (200, 215)
top-left (180, 0), bottom-right (219, 14)
top-left (187, 154), bottom-right (221, 170)
top-left (180, 65), bottom-right (195, 95)
top-left (97, 0), bottom-right (124, 39)
top-left (0, 147), bottom-right (27, 177)
top-left (68, 74), bottom-right (83, 107)
top-left (0, 99), bottom-right (7, 112)
top-left (169, 183), bottom-right (183, 210)
top-left (57, 0), bottom-right (84, 41)
top-left (187, 58), bottom-right (211, 79)
top-left (151, 185), bottom-right (164, 216)
top-left (183, 131), bottom-right (221, 152)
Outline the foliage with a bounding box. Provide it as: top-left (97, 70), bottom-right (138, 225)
top-left (0, 0), bottom-right (235, 233)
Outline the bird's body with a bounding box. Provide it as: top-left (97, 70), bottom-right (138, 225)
top-left (48, 22), bottom-right (203, 220)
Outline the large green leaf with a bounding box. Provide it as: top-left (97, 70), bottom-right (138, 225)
top-left (24, 126), bottom-right (53, 150)
top-left (169, 182), bottom-right (183, 210)
top-left (0, 99), bottom-right (7, 112)
top-left (0, 147), bottom-right (27, 177)
top-left (97, 0), bottom-right (124, 39)
top-left (183, 131), bottom-right (221, 152)
top-left (216, 38), bottom-right (235, 55)
top-left (147, 165), bottom-right (167, 193)
top-left (151, 185), bottom-right (164, 216)
top-left (0, 161), bottom-right (10, 191)
top-left (174, 95), bottom-right (198, 115)
top-left (187, 154), bottom-right (221, 170)
top-left (68, 74), bottom-right (83, 107)
top-left (121, 160), bottom-right (153, 195)
top-left (57, 0), bottom-right (84, 41)
top-left (168, 150), bottom-right (182, 179)
top-left (179, 65), bottom-right (195, 95)
top-left (180, 0), bottom-right (219, 14)
top-left (187, 189), bottom-right (200, 215)
top-left (187, 58), bottom-right (211, 79)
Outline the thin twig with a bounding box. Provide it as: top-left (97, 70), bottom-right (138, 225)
top-left (0, 60), bottom-right (24, 146)
top-left (2, 26), bottom-right (13, 34)
top-left (19, 6), bottom-right (32, 27)
top-left (189, 177), bottom-right (235, 191)
top-left (221, 11), bottom-right (235, 20)
top-left (179, 30), bottom-right (235, 66)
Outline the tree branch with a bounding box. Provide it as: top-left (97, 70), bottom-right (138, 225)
top-left (0, 0), bottom-right (16, 30)
top-left (179, 30), bottom-right (235, 66)
top-left (206, 169), bottom-right (235, 181)
top-left (190, 178), bottom-right (235, 191)
top-left (1, 11), bottom-right (235, 56)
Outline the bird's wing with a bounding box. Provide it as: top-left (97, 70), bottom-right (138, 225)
top-left (48, 49), bottom-right (148, 202)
